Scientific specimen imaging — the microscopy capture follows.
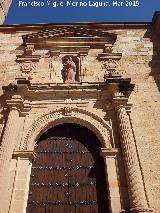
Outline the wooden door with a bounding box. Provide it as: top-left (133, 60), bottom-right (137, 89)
top-left (26, 124), bottom-right (109, 213)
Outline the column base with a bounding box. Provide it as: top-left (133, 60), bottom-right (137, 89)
top-left (130, 207), bottom-right (153, 213)
top-left (120, 209), bottom-right (130, 213)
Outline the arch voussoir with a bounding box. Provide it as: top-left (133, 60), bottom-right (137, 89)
top-left (22, 107), bottom-right (112, 150)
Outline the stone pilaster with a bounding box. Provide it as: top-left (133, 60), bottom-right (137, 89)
top-left (101, 148), bottom-right (122, 213)
top-left (9, 151), bottom-right (34, 213)
top-left (113, 97), bottom-right (152, 213)
top-left (0, 95), bottom-right (22, 212)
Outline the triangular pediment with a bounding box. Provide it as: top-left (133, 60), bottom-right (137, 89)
top-left (22, 26), bottom-right (117, 48)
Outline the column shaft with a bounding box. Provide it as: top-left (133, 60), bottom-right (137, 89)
top-left (0, 108), bottom-right (19, 208)
top-left (117, 106), bottom-right (151, 212)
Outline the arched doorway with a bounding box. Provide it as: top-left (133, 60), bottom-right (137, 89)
top-left (26, 123), bottom-right (109, 213)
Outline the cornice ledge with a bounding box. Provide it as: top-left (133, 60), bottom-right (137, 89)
top-left (130, 207), bottom-right (154, 212)
top-left (12, 150), bottom-right (35, 160)
top-left (100, 148), bottom-right (119, 157)
top-left (112, 96), bottom-right (132, 113)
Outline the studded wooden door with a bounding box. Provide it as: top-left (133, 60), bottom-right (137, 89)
top-left (26, 124), bottom-right (109, 213)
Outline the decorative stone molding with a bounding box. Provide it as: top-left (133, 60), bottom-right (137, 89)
top-left (16, 54), bottom-right (41, 63)
top-left (78, 52), bottom-right (88, 60)
top-left (63, 106), bottom-right (72, 116)
top-left (16, 43), bottom-right (40, 63)
top-left (2, 90), bottom-right (31, 116)
top-left (22, 107), bottom-right (112, 150)
top-left (103, 43), bottom-right (113, 53)
top-left (101, 147), bottom-right (118, 158)
top-left (20, 61), bottom-right (36, 73)
top-left (17, 60), bottom-right (37, 82)
top-left (6, 95), bottom-right (24, 111)
top-left (15, 26), bottom-right (118, 84)
top-left (104, 76), bottom-right (134, 98)
top-left (49, 51), bottom-right (60, 60)
top-left (22, 27), bottom-right (117, 48)
top-left (78, 51), bottom-right (88, 80)
top-left (103, 59), bottom-right (119, 70)
top-left (113, 97), bottom-right (153, 212)
top-left (12, 150), bottom-right (35, 160)
top-left (98, 52), bottom-right (122, 77)
top-left (24, 44), bottom-right (35, 55)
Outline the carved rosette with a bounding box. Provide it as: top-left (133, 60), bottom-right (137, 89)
top-left (63, 107), bottom-right (72, 116)
top-left (20, 61), bottom-right (36, 73)
top-left (113, 98), bottom-right (153, 212)
top-left (18, 61), bottom-right (36, 81)
top-left (16, 44), bottom-right (41, 82)
top-left (103, 59), bottom-right (118, 69)
top-left (97, 44), bottom-right (122, 77)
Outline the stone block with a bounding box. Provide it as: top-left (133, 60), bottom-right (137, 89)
top-left (14, 190), bottom-right (25, 201)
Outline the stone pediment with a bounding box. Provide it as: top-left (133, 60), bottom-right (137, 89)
top-left (22, 26), bottom-right (117, 48)
top-left (15, 25), bottom-right (123, 85)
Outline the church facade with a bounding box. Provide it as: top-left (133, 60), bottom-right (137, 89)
top-left (0, 12), bottom-right (160, 213)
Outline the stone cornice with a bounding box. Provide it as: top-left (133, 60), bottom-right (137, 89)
top-left (2, 75), bottom-right (134, 103)
top-left (100, 148), bottom-right (118, 158)
top-left (5, 95), bottom-right (24, 110)
top-left (112, 96), bottom-right (132, 113)
top-left (0, 23), bottom-right (150, 32)
top-left (1, 92), bottom-right (31, 116)
top-left (21, 26), bottom-right (117, 50)
top-left (16, 55), bottom-right (41, 63)
top-left (12, 150), bottom-right (35, 160)
top-left (97, 53), bottom-right (122, 60)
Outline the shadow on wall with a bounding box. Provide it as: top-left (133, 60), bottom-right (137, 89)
top-left (0, 96), bottom-right (9, 147)
top-left (144, 26), bottom-right (160, 91)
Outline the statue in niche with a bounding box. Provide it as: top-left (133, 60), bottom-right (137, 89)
top-left (62, 56), bottom-right (77, 83)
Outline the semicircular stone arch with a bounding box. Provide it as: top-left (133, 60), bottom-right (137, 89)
top-left (22, 107), bottom-right (113, 150)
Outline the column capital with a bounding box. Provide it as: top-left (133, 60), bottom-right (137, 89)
top-left (12, 150), bottom-right (35, 161)
top-left (78, 51), bottom-right (88, 57)
top-left (5, 95), bottom-right (31, 116)
top-left (130, 207), bottom-right (153, 213)
top-left (112, 96), bottom-right (132, 113)
top-left (6, 95), bottom-right (23, 111)
top-left (100, 148), bottom-right (118, 158)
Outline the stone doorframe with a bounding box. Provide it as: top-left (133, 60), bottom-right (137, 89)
top-left (0, 93), bottom-right (153, 213)
top-left (7, 107), bottom-right (122, 213)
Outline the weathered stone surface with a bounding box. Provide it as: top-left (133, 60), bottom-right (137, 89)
top-left (0, 13), bottom-right (159, 213)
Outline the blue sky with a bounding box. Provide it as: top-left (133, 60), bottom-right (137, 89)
top-left (4, 0), bottom-right (160, 24)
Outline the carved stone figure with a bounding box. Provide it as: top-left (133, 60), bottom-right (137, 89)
top-left (62, 56), bottom-right (77, 83)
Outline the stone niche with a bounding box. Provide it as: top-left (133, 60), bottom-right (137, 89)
top-left (0, 23), bottom-right (157, 213)
top-left (15, 26), bottom-right (123, 84)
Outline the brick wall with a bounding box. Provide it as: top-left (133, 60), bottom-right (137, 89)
top-left (112, 27), bottom-right (160, 211)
